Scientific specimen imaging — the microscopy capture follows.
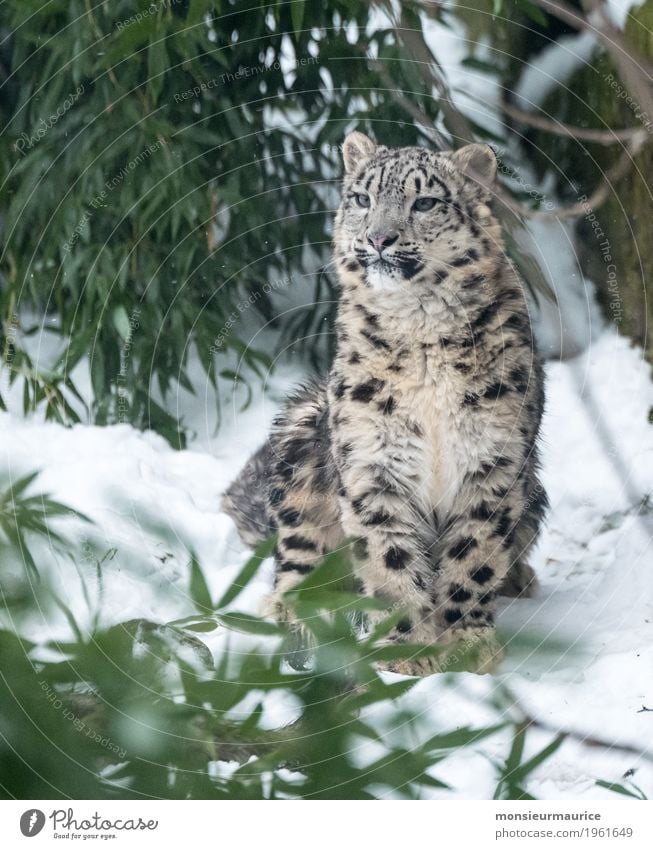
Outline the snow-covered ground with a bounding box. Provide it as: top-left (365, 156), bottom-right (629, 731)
top-left (1, 323), bottom-right (652, 799)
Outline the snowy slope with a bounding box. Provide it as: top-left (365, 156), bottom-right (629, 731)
top-left (1, 326), bottom-right (651, 799)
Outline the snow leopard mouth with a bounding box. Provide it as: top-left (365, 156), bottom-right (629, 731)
top-left (357, 253), bottom-right (424, 280)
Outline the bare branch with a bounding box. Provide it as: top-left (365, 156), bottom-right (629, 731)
top-left (531, 129), bottom-right (649, 220)
top-left (500, 99), bottom-right (644, 145)
top-left (530, 0), bottom-right (653, 119)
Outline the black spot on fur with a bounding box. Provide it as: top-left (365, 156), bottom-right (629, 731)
top-left (363, 509), bottom-right (392, 527)
top-left (361, 329), bottom-right (391, 350)
top-left (471, 503), bottom-right (493, 521)
top-left (345, 260), bottom-right (359, 272)
top-left (348, 351), bottom-right (361, 365)
top-left (483, 381), bottom-right (510, 400)
top-left (444, 607), bottom-right (464, 624)
top-left (448, 537), bottom-right (478, 560)
top-left (283, 534), bottom-right (317, 552)
top-left (462, 273), bottom-right (486, 290)
top-left (492, 456), bottom-right (512, 469)
top-left (351, 378), bottom-right (385, 402)
top-left (334, 379), bottom-right (347, 399)
top-left (396, 618), bottom-right (413, 634)
top-left (385, 546), bottom-right (409, 570)
top-left (274, 461), bottom-right (294, 482)
top-left (283, 437), bottom-right (311, 467)
top-left (526, 487), bottom-right (549, 520)
top-left (470, 564), bottom-right (494, 584)
top-left (503, 313), bottom-right (530, 335)
top-left (509, 365), bottom-right (529, 393)
top-left (270, 487), bottom-right (285, 506)
top-left (379, 396), bottom-right (396, 415)
top-left (472, 300), bottom-right (501, 330)
top-left (451, 249), bottom-right (479, 268)
top-left (278, 507), bottom-right (302, 527)
top-left (279, 560), bottom-right (313, 575)
top-left (463, 392), bottom-right (480, 407)
top-left (492, 508), bottom-right (512, 539)
top-left (449, 584), bottom-right (473, 603)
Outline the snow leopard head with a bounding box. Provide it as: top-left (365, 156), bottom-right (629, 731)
top-left (333, 132), bottom-right (500, 294)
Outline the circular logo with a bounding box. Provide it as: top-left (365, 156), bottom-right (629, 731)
top-left (20, 810), bottom-right (45, 837)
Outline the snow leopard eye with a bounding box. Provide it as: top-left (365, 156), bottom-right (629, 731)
top-left (354, 193), bottom-right (370, 208)
top-left (412, 197), bottom-right (438, 212)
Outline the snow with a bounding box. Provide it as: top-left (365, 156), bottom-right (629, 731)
top-left (513, 31), bottom-right (597, 113)
top-left (604, 0), bottom-right (643, 29)
top-left (1, 323), bottom-right (652, 799)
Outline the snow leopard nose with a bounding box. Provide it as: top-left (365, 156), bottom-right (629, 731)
top-left (367, 230), bottom-right (399, 253)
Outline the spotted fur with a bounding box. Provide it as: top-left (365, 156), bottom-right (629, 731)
top-left (222, 133), bottom-right (548, 674)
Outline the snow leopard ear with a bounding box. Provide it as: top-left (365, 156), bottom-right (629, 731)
top-left (451, 143), bottom-right (497, 186)
top-left (342, 132), bottom-right (377, 174)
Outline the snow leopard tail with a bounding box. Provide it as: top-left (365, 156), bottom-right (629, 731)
top-left (221, 441), bottom-right (277, 547)
top-left (221, 380), bottom-right (335, 549)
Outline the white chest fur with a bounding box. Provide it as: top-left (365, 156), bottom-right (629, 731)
top-left (401, 350), bottom-right (484, 521)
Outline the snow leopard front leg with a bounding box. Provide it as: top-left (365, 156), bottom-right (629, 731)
top-left (425, 458), bottom-right (528, 673)
top-left (336, 458), bottom-right (439, 647)
top-left (330, 399), bottom-right (442, 663)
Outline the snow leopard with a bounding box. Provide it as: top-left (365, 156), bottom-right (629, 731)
top-left (222, 132), bottom-right (548, 675)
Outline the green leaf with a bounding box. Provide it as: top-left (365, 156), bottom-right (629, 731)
top-left (112, 306), bottom-right (132, 342)
top-left (290, 0), bottom-right (305, 37)
top-left (508, 733), bottom-right (566, 784)
top-left (596, 779), bottom-right (647, 800)
top-left (148, 37), bottom-right (168, 102)
top-left (216, 611), bottom-right (283, 636)
top-left (421, 723), bottom-right (507, 754)
top-left (189, 553), bottom-right (213, 613)
top-left (214, 535), bottom-right (275, 610)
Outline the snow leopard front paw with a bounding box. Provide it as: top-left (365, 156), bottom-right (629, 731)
top-left (379, 627), bottom-right (504, 677)
top-left (261, 584), bottom-right (315, 670)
